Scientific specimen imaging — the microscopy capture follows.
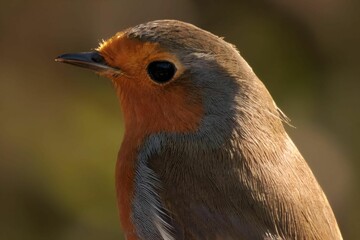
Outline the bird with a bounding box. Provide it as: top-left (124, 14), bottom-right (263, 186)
top-left (55, 20), bottom-right (343, 240)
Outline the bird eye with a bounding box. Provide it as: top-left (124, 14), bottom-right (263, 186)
top-left (147, 61), bottom-right (176, 83)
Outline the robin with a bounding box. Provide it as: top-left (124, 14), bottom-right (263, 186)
top-left (56, 20), bottom-right (342, 240)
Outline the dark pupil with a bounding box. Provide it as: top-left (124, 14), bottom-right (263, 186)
top-left (147, 61), bottom-right (176, 83)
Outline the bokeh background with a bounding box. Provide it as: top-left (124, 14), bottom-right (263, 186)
top-left (0, 0), bottom-right (359, 239)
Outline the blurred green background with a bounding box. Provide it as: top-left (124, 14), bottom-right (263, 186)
top-left (0, 0), bottom-right (359, 239)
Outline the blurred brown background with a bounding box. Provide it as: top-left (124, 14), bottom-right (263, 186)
top-left (0, 0), bottom-right (359, 239)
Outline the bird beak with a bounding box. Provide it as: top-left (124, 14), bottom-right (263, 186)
top-left (55, 51), bottom-right (120, 74)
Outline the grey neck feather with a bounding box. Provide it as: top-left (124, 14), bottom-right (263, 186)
top-left (132, 134), bottom-right (174, 240)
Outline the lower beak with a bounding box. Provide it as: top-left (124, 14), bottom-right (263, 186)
top-left (55, 51), bottom-right (120, 74)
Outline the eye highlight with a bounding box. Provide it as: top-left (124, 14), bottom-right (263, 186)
top-left (147, 61), bottom-right (176, 83)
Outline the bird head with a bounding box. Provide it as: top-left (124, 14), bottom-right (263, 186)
top-left (56, 20), bottom-right (285, 145)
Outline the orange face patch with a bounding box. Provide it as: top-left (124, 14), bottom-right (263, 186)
top-left (97, 32), bottom-right (204, 134)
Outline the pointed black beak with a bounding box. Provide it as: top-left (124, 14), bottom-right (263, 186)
top-left (55, 51), bottom-right (120, 73)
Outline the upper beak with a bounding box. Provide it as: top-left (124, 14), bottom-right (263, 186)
top-left (55, 51), bottom-right (120, 74)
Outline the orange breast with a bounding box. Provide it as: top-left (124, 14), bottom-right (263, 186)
top-left (115, 84), bottom-right (203, 238)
